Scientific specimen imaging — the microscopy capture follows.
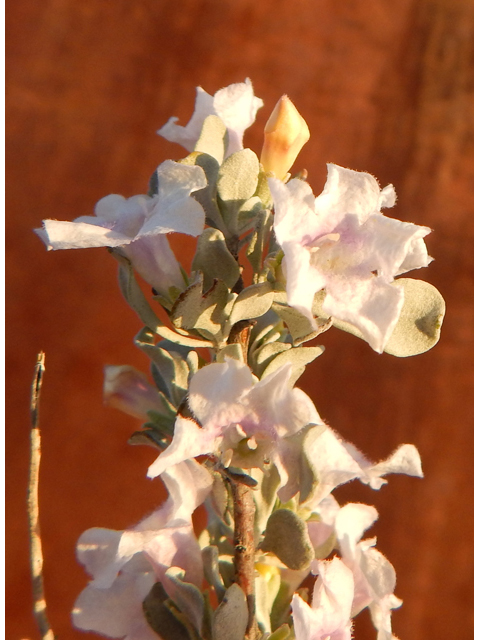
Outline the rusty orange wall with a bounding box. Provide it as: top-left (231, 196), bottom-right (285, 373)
top-left (6, 1), bottom-right (473, 639)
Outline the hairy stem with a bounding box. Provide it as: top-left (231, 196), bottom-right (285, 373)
top-left (231, 480), bottom-right (259, 640)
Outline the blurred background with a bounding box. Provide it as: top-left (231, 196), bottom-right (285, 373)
top-left (6, 0), bottom-right (473, 638)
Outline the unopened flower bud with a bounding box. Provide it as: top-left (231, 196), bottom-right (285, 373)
top-left (104, 365), bottom-right (165, 419)
top-left (260, 95), bottom-right (310, 179)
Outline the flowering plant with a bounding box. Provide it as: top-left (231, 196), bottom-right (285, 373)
top-left (35, 79), bottom-right (445, 640)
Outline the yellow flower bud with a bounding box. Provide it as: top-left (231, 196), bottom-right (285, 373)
top-left (260, 95), bottom-right (310, 179)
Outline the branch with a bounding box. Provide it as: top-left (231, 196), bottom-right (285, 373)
top-left (28, 352), bottom-right (55, 640)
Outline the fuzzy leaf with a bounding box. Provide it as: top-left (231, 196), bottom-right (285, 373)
top-left (229, 282), bottom-right (274, 327)
top-left (164, 568), bottom-right (205, 635)
top-left (171, 277), bottom-right (233, 342)
top-left (246, 209), bottom-right (273, 276)
top-left (254, 169), bottom-right (273, 209)
top-left (216, 343), bottom-right (245, 363)
top-left (115, 252), bottom-right (213, 347)
top-left (384, 278), bottom-right (445, 356)
top-left (217, 149), bottom-right (260, 233)
top-left (202, 546), bottom-right (226, 603)
top-left (313, 279), bottom-right (445, 357)
top-left (212, 583), bottom-right (249, 640)
top-left (178, 151), bottom-right (226, 233)
top-left (237, 196), bottom-right (265, 235)
top-left (134, 332), bottom-right (190, 405)
top-left (192, 228), bottom-right (241, 291)
top-left (267, 624), bottom-right (295, 640)
top-left (261, 345), bottom-right (324, 385)
top-left (260, 509), bottom-right (315, 571)
top-left (143, 583), bottom-right (192, 640)
top-left (272, 291), bottom-right (332, 345)
top-left (248, 310), bottom-right (284, 357)
top-left (255, 568), bottom-right (281, 634)
top-left (115, 251), bottom-right (166, 333)
top-left (251, 466), bottom-right (281, 546)
top-left (251, 342), bottom-right (292, 378)
top-left (194, 115), bottom-right (228, 165)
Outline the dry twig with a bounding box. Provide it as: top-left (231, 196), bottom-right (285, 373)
top-left (28, 352), bottom-right (55, 640)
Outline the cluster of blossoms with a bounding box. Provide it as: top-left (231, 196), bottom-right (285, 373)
top-left (37, 79), bottom-right (444, 640)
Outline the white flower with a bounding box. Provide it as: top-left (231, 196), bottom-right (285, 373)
top-left (146, 358), bottom-right (321, 486)
top-left (269, 164), bottom-right (432, 352)
top-left (291, 557), bottom-right (354, 640)
top-left (72, 460), bottom-right (212, 639)
top-left (158, 78), bottom-right (263, 159)
top-left (35, 161), bottom-right (207, 296)
top-left (334, 503), bottom-right (402, 640)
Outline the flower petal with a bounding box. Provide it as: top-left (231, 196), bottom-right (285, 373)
top-left (292, 558), bottom-right (354, 640)
top-left (72, 554), bottom-right (157, 640)
top-left (187, 358), bottom-right (254, 428)
top-left (212, 78), bottom-right (264, 156)
top-left (122, 234), bottom-right (185, 295)
top-left (157, 79), bottom-right (263, 158)
top-left (157, 87), bottom-right (216, 151)
top-left (335, 503), bottom-right (378, 562)
top-left (315, 164), bottom-right (386, 227)
top-left (36, 219), bottom-right (131, 250)
top-left (147, 417), bottom-right (216, 478)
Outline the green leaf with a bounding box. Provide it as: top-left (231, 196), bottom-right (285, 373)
top-left (113, 251), bottom-right (212, 348)
top-left (202, 545), bottom-right (227, 603)
top-left (246, 209), bottom-right (273, 277)
top-left (251, 465), bottom-right (281, 546)
top-left (248, 310), bottom-right (285, 358)
top-left (192, 228), bottom-right (241, 291)
top-left (171, 276), bottom-right (234, 343)
top-left (228, 282), bottom-right (274, 327)
top-left (143, 583), bottom-right (192, 640)
top-left (272, 291), bottom-right (332, 345)
top-left (255, 568), bottom-right (281, 634)
top-left (128, 429), bottom-right (169, 450)
top-left (266, 624), bottom-right (295, 640)
top-left (134, 331), bottom-right (189, 405)
top-left (194, 115), bottom-right (228, 165)
top-left (212, 583), bottom-right (249, 640)
top-left (261, 345), bottom-right (324, 385)
top-left (237, 196), bottom-right (265, 235)
top-left (178, 151), bottom-right (227, 234)
top-left (164, 568), bottom-right (205, 635)
top-left (384, 278), bottom-right (445, 356)
top-left (217, 149), bottom-right (260, 234)
top-left (260, 509), bottom-right (315, 571)
top-left (254, 169), bottom-right (273, 209)
top-left (114, 250), bottom-right (167, 333)
top-left (313, 280), bottom-right (445, 357)
top-left (216, 343), bottom-right (245, 363)
top-left (251, 342), bottom-right (292, 378)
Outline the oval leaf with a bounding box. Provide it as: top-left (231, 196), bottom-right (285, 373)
top-left (385, 278), bottom-right (445, 357)
top-left (260, 509), bottom-right (314, 571)
top-left (212, 583), bottom-right (249, 640)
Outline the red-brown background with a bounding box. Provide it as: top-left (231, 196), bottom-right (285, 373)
top-left (6, 1), bottom-right (473, 639)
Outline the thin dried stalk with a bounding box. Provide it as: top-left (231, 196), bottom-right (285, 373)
top-left (28, 352), bottom-right (55, 640)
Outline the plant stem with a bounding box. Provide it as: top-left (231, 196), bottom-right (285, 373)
top-left (28, 352), bottom-right (55, 640)
top-left (231, 480), bottom-right (259, 640)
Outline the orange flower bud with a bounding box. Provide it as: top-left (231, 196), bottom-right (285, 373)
top-left (260, 95), bottom-right (310, 179)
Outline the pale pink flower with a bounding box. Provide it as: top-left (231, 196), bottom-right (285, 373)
top-left (72, 460), bottom-right (212, 639)
top-left (269, 164), bottom-right (432, 352)
top-left (104, 365), bottom-right (166, 420)
top-left (158, 78), bottom-right (264, 159)
top-left (146, 358), bottom-right (321, 485)
top-left (35, 161), bottom-right (206, 297)
top-left (291, 557), bottom-right (354, 640)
